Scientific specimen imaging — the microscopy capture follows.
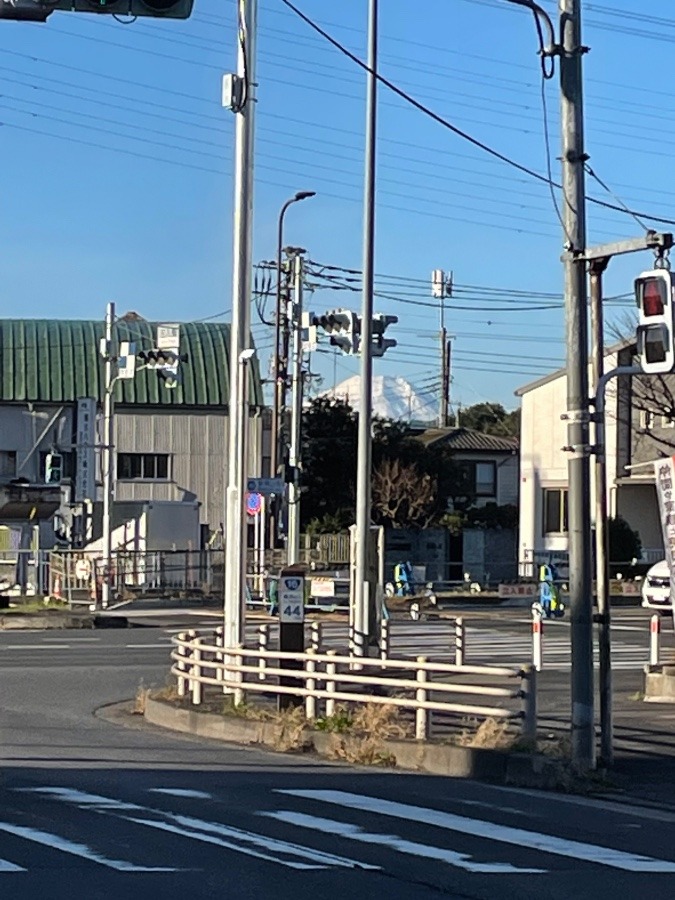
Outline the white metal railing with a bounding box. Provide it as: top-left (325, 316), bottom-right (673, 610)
top-left (169, 630), bottom-right (537, 742)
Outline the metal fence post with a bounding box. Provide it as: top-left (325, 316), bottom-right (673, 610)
top-left (214, 626), bottom-right (224, 685)
top-left (415, 656), bottom-right (428, 740)
top-left (186, 629), bottom-right (197, 694)
top-left (310, 621), bottom-right (322, 654)
top-left (532, 607), bottom-right (543, 672)
top-left (258, 624), bottom-right (269, 682)
top-left (234, 644), bottom-right (245, 707)
top-left (191, 636), bottom-right (202, 706)
top-left (176, 630), bottom-right (187, 698)
top-left (520, 664), bottom-right (537, 744)
top-left (650, 614), bottom-right (660, 666)
top-left (380, 617), bottom-right (390, 664)
top-left (305, 649), bottom-right (317, 720)
top-left (325, 650), bottom-right (337, 718)
top-left (454, 617), bottom-right (465, 667)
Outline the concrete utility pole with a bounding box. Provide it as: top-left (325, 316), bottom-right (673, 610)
top-left (101, 301), bottom-right (115, 611)
top-left (270, 191), bottom-right (314, 546)
top-left (287, 252), bottom-right (305, 565)
top-left (559, 0), bottom-right (595, 771)
top-left (224, 0), bottom-right (258, 653)
top-left (353, 0), bottom-right (379, 658)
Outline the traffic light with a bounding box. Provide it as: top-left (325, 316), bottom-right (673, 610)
top-left (0, 0), bottom-right (193, 21)
top-left (327, 309), bottom-right (361, 355)
top-left (371, 313), bottom-right (398, 358)
top-left (636, 269), bottom-right (675, 374)
top-left (138, 350), bottom-right (188, 389)
top-left (45, 452), bottom-right (63, 485)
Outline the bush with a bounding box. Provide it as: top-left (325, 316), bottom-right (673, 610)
top-left (608, 516), bottom-right (642, 563)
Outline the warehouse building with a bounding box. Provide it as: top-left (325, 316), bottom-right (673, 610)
top-left (0, 316), bottom-right (266, 550)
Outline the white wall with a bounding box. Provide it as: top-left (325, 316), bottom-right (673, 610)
top-left (518, 352), bottom-right (619, 565)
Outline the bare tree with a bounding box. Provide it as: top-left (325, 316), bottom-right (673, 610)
top-left (371, 458), bottom-right (436, 528)
top-left (606, 313), bottom-right (675, 453)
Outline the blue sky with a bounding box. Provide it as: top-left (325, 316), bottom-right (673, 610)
top-left (1, 0), bottom-right (673, 414)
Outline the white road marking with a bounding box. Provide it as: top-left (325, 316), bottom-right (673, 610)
top-left (21, 787), bottom-right (377, 872)
top-left (125, 817), bottom-right (323, 870)
top-left (264, 811), bottom-right (545, 874)
top-left (149, 788), bottom-right (213, 800)
top-left (20, 787), bottom-right (142, 811)
top-left (41, 637), bottom-right (101, 643)
top-left (0, 822), bottom-right (177, 872)
top-left (124, 643), bottom-right (173, 649)
top-left (0, 858), bottom-right (25, 873)
top-left (278, 790), bottom-right (675, 873)
top-left (2, 644), bottom-right (72, 650)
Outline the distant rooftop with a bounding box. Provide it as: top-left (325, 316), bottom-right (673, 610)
top-left (0, 318), bottom-right (263, 408)
top-left (416, 427), bottom-right (519, 453)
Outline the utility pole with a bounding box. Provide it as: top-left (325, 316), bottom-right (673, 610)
top-left (270, 191), bottom-right (314, 546)
top-left (559, 0), bottom-right (595, 771)
top-left (433, 269), bottom-right (453, 428)
top-left (287, 251), bottom-right (305, 565)
top-left (100, 301), bottom-right (116, 611)
top-left (224, 0), bottom-right (257, 653)
top-left (440, 297), bottom-right (448, 428)
top-left (353, 0), bottom-right (378, 658)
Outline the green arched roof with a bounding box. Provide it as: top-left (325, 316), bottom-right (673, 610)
top-left (0, 319), bottom-right (263, 408)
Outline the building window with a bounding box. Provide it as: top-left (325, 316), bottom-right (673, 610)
top-left (543, 488), bottom-right (568, 534)
top-left (0, 451), bottom-right (17, 478)
top-left (39, 451), bottom-right (74, 482)
top-left (639, 410), bottom-right (655, 430)
top-left (474, 461), bottom-right (496, 497)
top-left (117, 453), bottom-right (170, 481)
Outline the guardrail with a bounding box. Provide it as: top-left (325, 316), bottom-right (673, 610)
top-left (169, 630), bottom-right (537, 742)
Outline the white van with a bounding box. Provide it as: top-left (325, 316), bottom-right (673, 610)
top-left (641, 559), bottom-right (673, 611)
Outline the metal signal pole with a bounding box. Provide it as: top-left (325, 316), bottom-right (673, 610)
top-left (224, 0), bottom-right (258, 653)
top-left (354, 0), bottom-right (378, 657)
top-left (559, 0), bottom-right (595, 771)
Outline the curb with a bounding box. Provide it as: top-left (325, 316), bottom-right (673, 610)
top-left (144, 696), bottom-right (568, 789)
top-left (0, 614), bottom-right (129, 631)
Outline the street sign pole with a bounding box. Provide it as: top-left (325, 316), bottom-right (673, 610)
top-left (277, 565), bottom-right (305, 710)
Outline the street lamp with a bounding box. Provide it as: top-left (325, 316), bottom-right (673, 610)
top-left (269, 190), bottom-right (316, 543)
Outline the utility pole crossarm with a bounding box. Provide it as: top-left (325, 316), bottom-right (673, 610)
top-left (564, 232), bottom-right (674, 263)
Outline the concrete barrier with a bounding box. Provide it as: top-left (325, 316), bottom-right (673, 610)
top-left (644, 664), bottom-right (675, 702)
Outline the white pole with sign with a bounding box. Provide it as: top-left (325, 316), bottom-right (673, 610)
top-left (654, 455), bottom-right (675, 637)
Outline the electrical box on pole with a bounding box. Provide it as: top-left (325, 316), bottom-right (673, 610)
top-left (0, 0), bottom-right (193, 21)
top-left (636, 268), bottom-right (675, 374)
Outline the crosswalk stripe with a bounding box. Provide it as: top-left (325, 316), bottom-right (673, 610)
top-left (263, 810), bottom-right (546, 875)
top-left (0, 859), bottom-right (24, 873)
top-left (277, 790), bottom-right (675, 873)
top-left (0, 821), bottom-right (178, 872)
top-left (19, 787), bottom-right (377, 872)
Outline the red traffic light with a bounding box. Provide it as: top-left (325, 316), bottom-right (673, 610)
top-left (643, 279), bottom-right (665, 317)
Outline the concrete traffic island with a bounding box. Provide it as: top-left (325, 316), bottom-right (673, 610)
top-left (644, 664), bottom-right (675, 702)
top-left (143, 693), bottom-right (592, 793)
top-left (0, 610), bottom-right (129, 630)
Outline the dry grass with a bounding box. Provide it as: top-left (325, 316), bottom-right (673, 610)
top-left (132, 681), bottom-right (152, 715)
top-left (151, 675), bottom-right (182, 704)
top-left (271, 705), bottom-right (312, 752)
top-left (456, 716), bottom-right (516, 750)
top-left (327, 703), bottom-right (410, 767)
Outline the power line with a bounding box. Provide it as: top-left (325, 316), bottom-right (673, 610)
top-left (278, 0), bottom-right (675, 228)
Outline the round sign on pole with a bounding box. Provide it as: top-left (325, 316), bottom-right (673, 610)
top-left (246, 491), bottom-right (262, 516)
top-left (75, 558), bottom-right (92, 581)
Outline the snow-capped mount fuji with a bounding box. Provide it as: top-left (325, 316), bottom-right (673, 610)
top-left (320, 375), bottom-right (438, 424)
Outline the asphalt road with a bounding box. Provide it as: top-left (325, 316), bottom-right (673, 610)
top-left (1, 609), bottom-right (675, 897)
